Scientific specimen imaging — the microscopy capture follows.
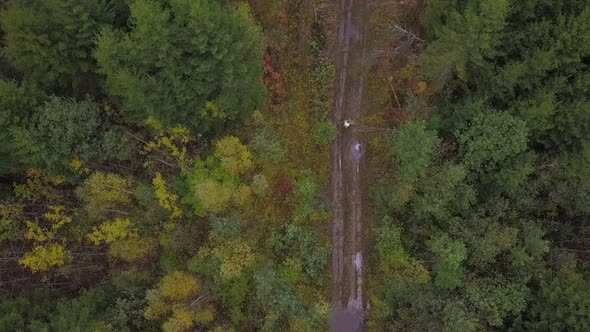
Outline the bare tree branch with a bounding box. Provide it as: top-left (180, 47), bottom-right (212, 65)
top-left (394, 24), bottom-right (425, 42)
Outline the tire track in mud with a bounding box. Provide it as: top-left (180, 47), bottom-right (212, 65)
top-left (330, 0), bottom-right (351, 309)
top-left (330, 0), bottom-right (368, 330)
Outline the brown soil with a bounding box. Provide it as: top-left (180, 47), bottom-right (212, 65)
top-left (330, 0), bottom-right (369, 330)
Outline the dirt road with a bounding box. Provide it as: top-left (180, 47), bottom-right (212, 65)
top-left (330, 0), bottom-right (368, 330)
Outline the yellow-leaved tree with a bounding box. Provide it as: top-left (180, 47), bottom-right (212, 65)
top-left (194, 179), bottom-right (233, 214)
top-left (214, 135), bottom-right (253, 176)
top-left (145, 271), bottom-right (214, 332)
top-left (153, 172), bottom-right (182, 230)
top-left (108, 237), bottom-right (157, 263)
top-left (13, 169), bottom-right (64, 203)
top-left (87, 218), bottom-right (137, 245)
top-left (76, 172), bottom-right (134, 221)
top-left (19, 243), bottom-right (69, 273)
top-left (19, 205), bottom-right (73, 273)
top-left (189, 136), bottom-right (255, 216)
top-left (199, 239), bottom-right (255, 282)
top-left (143, 120), bottom-right (193, 171)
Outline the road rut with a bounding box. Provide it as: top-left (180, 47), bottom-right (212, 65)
top-left (330, 0), bottom-right (369, 330)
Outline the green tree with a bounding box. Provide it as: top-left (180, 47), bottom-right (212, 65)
top-left (528, 269), bottom-right (590, 331)
top-left (0, 79), bottom-right (44, 173)
top-left (411, 163), bottom-right (475, 221)
top-left (427, 233), bottom-right (467, 290)
top-left (510, 221), bottom-right (550, 278)
top-left (465, 277), bottom-right (529, 327)
top-left (462, 219), bottom-right (518, 268)
top-left (375, 221), bottom-right (410, 271)
top-left (290, 174), bottom-right (325, 224)
top-left (391, 120), bottom-right (440, 185)
top-left (0, 0), bottom-right (115, 95)
top-left (9, 97), bottom-right (110, 174)
top-left (458, 111), bottom-right (528, 175)
top-left (0, 202), bottom-right (23, 242)
top-left (372, 1), bottom-right (590, 331)
top-left (254, 265), bottom-right (305, 327)
top-left (183, 137), bottom-right (253, 216)
top-left (218, 273), bottom-right (250, 326)
top-left (421, 0), bottom-right (509, 83)
top-left (370, 290), bottom-right (477, 332)
top-left (95, 0), bottom-right (265, 132)
top-left (0, 295), bottom-right (52, 332)
top-left (0, 288), bottom-right (115, 332)
top-left (546, 145), bottom-right (590, 217)
top-left (251, 127), bottom-right (286, 162)
top-left (267, 224), bottom-right (328, 281)
top-left (313, 120), bottom-right (336, 146)
top-left (374, 218), bottom-right (429, 283)
top-left (441, 300), bottom-right (480, 332)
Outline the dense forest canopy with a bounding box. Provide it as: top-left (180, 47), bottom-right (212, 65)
top-left (0, 0), bottom-right (333, 330)
top-left (0, 0), bottom-right (590, 331)
top-left (95, 0), bottom-right (265, 132)
top-left (368, 0), bottom-right (590, 331)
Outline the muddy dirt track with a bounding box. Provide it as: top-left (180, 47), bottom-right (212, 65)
top-left (330, 0), bottom-right (368, 330)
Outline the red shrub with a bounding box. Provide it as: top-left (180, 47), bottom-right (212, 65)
top-left (272, 172), bottom-right (293, 200)
top-left (263, 48), bottom-right (284, 111)
top-left (384, 107), bottom-right (409, 126)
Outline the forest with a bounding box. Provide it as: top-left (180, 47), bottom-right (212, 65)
top-left (0, 0), bottom-right (589, 331)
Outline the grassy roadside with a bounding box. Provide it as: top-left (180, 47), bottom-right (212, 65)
top-left (359, 1), bottom-right (429, 327)
top-left (248, 0), bottom-right (337, 312)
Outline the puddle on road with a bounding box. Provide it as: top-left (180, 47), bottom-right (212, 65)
top-left (331, 309), bottom-right (363, 332)
top-left (350, 141), bottom-right (363, 161)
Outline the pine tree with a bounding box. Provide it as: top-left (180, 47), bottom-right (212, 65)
top-left (95, 0), bottom-right (265, 133)
top-left (0, 0), bottom-right (115, 95)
